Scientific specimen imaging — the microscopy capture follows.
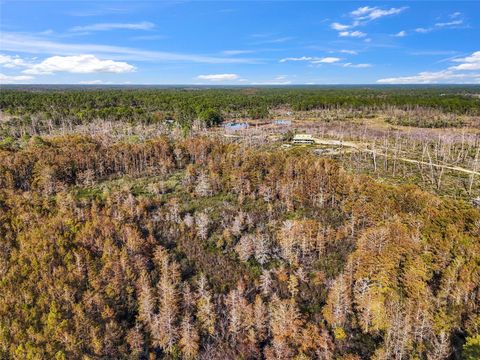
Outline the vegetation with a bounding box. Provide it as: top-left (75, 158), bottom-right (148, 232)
top-left (1, 86), bottom-right (480, 138)
top-left (0, 87), bottom-right (479, 359)
top-left (0, 135), bottom-right (479, 359)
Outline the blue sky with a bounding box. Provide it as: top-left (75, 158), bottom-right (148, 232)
top-left (0, 1), bottom-right (479, 84)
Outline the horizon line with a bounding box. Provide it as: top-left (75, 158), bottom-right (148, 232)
top-left (2, 83), bottom-right (480, 87)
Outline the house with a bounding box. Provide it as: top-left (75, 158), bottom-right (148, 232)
top-left (292, 134), bottom-right (315, 145)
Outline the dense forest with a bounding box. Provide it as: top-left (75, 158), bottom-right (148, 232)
top-left (0, 134), bottom-right (479, 359)
top-left (1, 87), bottom-right (480, 137)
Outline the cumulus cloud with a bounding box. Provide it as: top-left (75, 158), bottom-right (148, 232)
top-left (449, 51), bottom-right (480, 70)
top-left (22, 54), bottom-right (135, 75)
top-left (0, 73), bottom-right (34, 83)
top-left (339, 31), bottom-right (366, 38)
top-left (197, 73), bottom-right (240, 81)
top-left (280, 56), bottom-right (341, 64)
top-left (70, 21), bottom-right (155, 32)
top-left (0, 54), bottom-right (28, 68)
top-left (394, 30), bottom-right (407, 37)
top-left (350, 6), bottom-right (407, 21)
top-left (377, 51), bottom-right (480, 84)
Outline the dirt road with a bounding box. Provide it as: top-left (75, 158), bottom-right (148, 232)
top-left (311, 136), bottom-right (480, 176)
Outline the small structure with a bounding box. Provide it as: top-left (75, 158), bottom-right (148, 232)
top-left (292, 134), bottom-right (315, 145)
top-left (224, 122), bottom-right (249, 132)
top-left (273, 119), bottom-right (291, 126)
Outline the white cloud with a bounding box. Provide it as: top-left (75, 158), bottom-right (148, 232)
top-left (338, 49), bottom-right (358, 55)
top-left (280, 56), bottom-right (340, 64)
top-left (350, 6), bottom-right (407, 21)
top-left (1, 32), bottom-right (257, 64)
top-left (0, 73), bottom-right (34, 83)
top-left (394, 30), bottom-right (407, 37)
top-left (434, 19), bottom-right (463, 28)
top-left (330, 22), bottom-right (351, 31)
top-left (449, 51), bottom-right (480, 70)
top-left (70, 21), bottom-right (155, 32)
top-left (0, 54), bottom-right (28, 68)
top-left (330, 6), bottom-right (406, 38)
top-left (416, 18), bottom-right (465, 34)
top-left (377, 51), bottom-right (480, 84)
top-left (280, 56), bottom-right (314, 63)
top-left (197, 73), bottom-right (240, 81)
top-left (22, 55), bottom-right (135, 75)
top-left (450, 12), bottom-right (461, 18)
top-left (343, 63), bottom-right (372, 68)
top-left (339, 31), bottom-right (366, 38)
top-left (312, 57), bottom-right (341, 64)
top-left (377, 70), bottom-right (479, 84)
top-left (415, 27), bottom-right (432, 33)
top-left (350, 6), bottom-right (372, 17)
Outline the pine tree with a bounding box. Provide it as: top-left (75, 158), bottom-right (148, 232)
top-left (196, 274), bottom-right (216, 336)
top-left (179, 314), bottom-right (199, 359)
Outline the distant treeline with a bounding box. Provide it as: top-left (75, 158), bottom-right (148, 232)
top-left (1, 87), bottom-right (479, 127)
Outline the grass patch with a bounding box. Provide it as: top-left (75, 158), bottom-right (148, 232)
top-left (70, 170), bottom-right (185, 202)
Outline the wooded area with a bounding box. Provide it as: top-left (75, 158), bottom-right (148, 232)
top-left (1, 87), bottom-right (479, 138)
top-left (0, 87), bottom-right (479, 359)
top-left (0, 134), bottom-right (479, 359)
